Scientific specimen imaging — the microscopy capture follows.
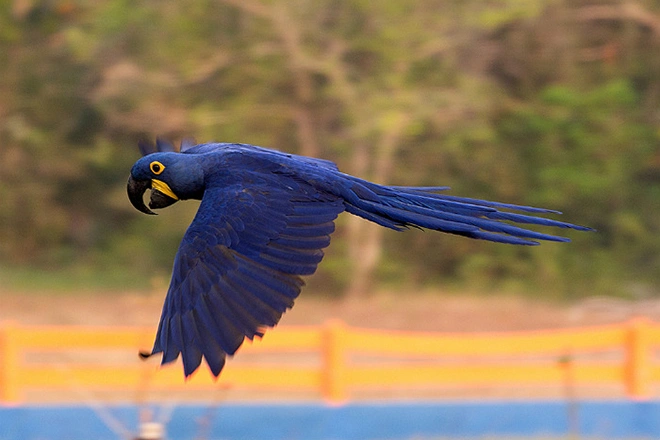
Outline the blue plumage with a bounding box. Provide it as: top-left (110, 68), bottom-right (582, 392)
top-left (127, 141), bottom-right (591, 377)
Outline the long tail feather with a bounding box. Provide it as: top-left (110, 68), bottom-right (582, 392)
top-left (342, 179), bottom-right (592, 244)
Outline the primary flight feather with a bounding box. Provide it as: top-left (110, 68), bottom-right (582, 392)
top-left (127, 140), bottom-right (591, 377)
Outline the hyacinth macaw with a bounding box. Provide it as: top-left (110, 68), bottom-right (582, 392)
top-left (127, 139), bottom-right (591, 377)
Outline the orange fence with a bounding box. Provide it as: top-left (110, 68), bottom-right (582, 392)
top-left (1, 318), bottom-right (660, 404)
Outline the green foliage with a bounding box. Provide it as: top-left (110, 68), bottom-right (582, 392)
top-left (2, 0), bottom-right (660, 298)
top-left (497, 80), bottom-right (660, 294)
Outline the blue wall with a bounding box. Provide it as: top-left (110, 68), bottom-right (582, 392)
top-left (2, 401), bottom-right (660, 439)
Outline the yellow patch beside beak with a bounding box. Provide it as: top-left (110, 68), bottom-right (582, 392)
top-left (152, 179), bottom-right (179, 200)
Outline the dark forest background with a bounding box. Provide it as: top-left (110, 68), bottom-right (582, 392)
top-left (2, 0), bottom-right (660, 299)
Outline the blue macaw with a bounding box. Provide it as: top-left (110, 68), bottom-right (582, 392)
top-left (127, 139), bottom-right (591, 377)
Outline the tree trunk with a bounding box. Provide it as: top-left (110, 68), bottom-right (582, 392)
top-left (344, 113), bottom-right (410, 298)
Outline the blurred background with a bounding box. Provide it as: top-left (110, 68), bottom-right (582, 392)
top-left (2, 0), bottom-right (660, 307)
top-left (3, 0), bottom-right (660, 438)
top-left (2, 0), bottom-right (660, 304)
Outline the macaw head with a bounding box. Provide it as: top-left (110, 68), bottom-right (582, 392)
top-left (127, 142), bottom-right (204, 215)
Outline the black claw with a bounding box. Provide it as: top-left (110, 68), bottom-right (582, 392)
top-left (139, 350), bottom-right (154, 360)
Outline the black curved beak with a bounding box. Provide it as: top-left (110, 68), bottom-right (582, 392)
top-left (127, 175), bottom-right (180, 215)
top-left (127, 175), bottom-right (156, 215)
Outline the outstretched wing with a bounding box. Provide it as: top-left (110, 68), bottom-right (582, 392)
top-left (149, 175), bottom-right (344, 377)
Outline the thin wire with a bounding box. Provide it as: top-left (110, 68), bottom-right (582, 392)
top-left (53, 363), bottom-right (134, 440)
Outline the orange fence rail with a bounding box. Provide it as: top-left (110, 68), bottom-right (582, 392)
top-left (1, 318), bottom-right (660, 404)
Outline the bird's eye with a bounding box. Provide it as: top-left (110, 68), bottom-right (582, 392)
top-left (150, 161), bottom-right (165, 175)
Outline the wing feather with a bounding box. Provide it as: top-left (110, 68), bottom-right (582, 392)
top-left (191, 308), bottom-right (227, 376)
top-left (180, 311), bottom-right (204, 376)
top-left (198, 294), bottom-right (245, 354)
top-left (149, 180), bottom-right (343, 377)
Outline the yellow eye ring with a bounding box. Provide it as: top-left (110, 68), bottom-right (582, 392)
top-left (150, 161), bottom-right (165, 175)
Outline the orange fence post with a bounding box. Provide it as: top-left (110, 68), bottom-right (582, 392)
top-left (321, 319), bottom-right (347, 404)
top-left (0, 321), bottom-right (20, 404)
top-left (625, 317), bottom-right (651, 400)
